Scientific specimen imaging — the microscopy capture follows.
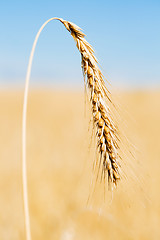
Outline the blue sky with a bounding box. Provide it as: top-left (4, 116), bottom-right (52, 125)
top-left (0, 0), bottom-right (160, 88)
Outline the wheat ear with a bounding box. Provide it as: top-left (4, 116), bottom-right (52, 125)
top-left (22, 17), bottom-right (121, 240)
top-left (58, 19), bottom-right (121, 184)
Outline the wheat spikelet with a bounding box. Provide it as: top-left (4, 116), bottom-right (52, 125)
top-left (57, 19), bottom-right (121, 186)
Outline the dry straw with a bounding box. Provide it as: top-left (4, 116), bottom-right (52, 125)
top-left (22, 18), bottom-right (121, 240)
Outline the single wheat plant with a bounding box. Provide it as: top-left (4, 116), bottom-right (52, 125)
top-left (22, 17), bottom-right (122, 240)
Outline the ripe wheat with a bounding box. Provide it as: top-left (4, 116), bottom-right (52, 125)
top-left (58, 18), bottom-right (121, 185)
top-left (23, 17), bottom-right (122, 240)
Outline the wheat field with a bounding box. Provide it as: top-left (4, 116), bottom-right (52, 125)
top-left (0, 89), bottom-right (160, 240)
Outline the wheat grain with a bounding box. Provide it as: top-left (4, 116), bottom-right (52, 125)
top-left (58, 19), bottom-right (121, 185)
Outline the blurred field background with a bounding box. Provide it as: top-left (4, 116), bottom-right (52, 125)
top-left (0, 88), bottom-right (160, 240)
top-left (1, 1), bottom-right (160, 239)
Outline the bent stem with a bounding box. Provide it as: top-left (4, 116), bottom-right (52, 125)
top-left (22, 16), bottom-right (121, 240)
top-left (22, 17), bottom-right (61, 240)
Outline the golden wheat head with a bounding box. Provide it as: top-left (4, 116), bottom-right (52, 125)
top-left (57, 18), bottom-right (121, 186)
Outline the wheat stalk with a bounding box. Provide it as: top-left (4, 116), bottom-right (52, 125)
top-left (22, 17), bottom-right (121, 240)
